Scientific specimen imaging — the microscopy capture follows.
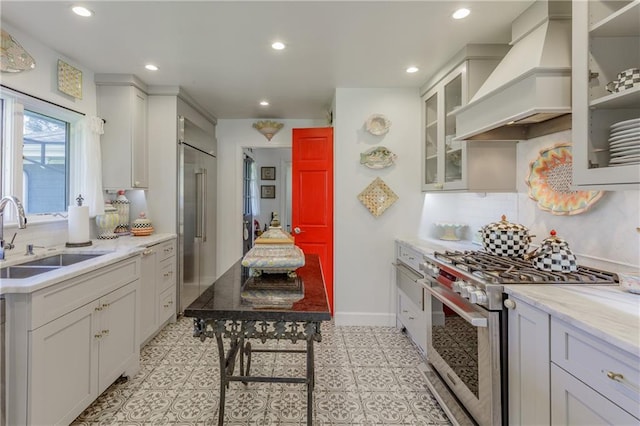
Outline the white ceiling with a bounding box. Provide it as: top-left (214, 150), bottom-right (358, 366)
top-left (1, 1), bottom-right (533, 120)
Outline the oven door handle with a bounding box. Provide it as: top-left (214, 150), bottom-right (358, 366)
top-left (425, 285), bottom-right (488, 328)
top-left (392, 262), bottom-right (423, 282)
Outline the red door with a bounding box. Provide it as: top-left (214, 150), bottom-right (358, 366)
top-left (292, 128), bottom-right (334, 314)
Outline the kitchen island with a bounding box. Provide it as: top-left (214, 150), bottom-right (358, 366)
top-left (184, 253), bottom-right (331, 426)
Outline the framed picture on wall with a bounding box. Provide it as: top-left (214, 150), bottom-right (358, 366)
top-left (261, 185), bottom-right (275, 199)
top-left (261, 166), bottom-right (276, 180)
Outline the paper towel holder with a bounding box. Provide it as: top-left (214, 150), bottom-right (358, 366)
top-left (65, 194), bottom-right (93, 248)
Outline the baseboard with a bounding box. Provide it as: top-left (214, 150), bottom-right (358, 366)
top-left (333, 311), bottom-right (396, 327)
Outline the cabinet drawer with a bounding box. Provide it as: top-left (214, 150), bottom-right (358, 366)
top-left (398, 289), bottom-right (427, 355)
top-left (396, 263), bottom-right (424, 310)
top-left (551, 317), bottom-right (640, 419)
top-left (158, 258), bottom-right (176, 293)
top-left (31, 257), bottom-right (139, 330)
top-left (551, 363), bottom-right (639, 425)
top-left (158, 286), bottom-right (176, 324)
top-left (397, 244), bottom-right (422, 272)
top-left (157, 240), bottom-right (176, 262)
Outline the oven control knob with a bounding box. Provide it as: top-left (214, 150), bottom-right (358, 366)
top-left (504, 299), bottom-right (516, 310)
top-left (470, 290), bottom-right (487, 304)
top-left (460, 284), bottom-right (471, 298)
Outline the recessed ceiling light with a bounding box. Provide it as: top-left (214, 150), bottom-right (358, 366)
top-left (271, 42), bottom-right (286, 50)
top-left (259, 100), bottom-right (270, 106)
top-left (145, 64), bottom-right (159, 71)
top-left (452, 8), bottom-right (470, 19)
top-left (72, 6), bottom-right (93, 17)
top-left (406, 66), bottom-right (419, 73)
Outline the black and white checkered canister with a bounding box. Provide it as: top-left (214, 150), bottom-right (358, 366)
top-left (481, 215), bottom-right (532, 258)
top-left (531, 230), bottom-right (578, 273)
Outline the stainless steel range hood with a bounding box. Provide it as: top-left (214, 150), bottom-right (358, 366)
top-left (455, 0), bottom-right (572, 141)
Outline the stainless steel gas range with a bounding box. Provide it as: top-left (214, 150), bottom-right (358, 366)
top-left (420, 250), bottom-right (619, 426)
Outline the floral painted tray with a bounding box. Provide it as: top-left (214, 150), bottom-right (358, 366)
top-left (526, 143), bottom-right (603, 215)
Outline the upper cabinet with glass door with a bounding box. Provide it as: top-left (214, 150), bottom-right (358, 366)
top-left (572, 0), bottom-right (640, 189)
top-left (421, 45), bottom-right (517, 192)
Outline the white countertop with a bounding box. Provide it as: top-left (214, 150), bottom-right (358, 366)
top-left (0, 233), bottom-right (176, 294)
top-left (397, 237), bottom-right (479, 256)
top-left (504, 285), bottom-right (640, 357)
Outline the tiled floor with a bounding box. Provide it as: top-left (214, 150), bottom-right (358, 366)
top-left (72, 317), bottom-right (451, 425)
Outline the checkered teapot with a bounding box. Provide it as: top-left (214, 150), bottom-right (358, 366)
top-left (525, 230), bottom-right (578, 273)
top-left (480, 215), bottom-right (534, 257)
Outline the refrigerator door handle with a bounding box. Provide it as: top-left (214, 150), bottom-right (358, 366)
top-left (195, 168), bottom-right (207, 242)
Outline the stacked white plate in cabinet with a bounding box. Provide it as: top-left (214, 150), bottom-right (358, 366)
top-left (608, 118), bottom-right (640, 166)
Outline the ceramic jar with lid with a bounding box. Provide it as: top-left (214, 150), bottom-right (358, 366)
top-left (131, 212), bottom-right (154, 236)
top-left (111, 189), bottom-right (130, 235)
top-left (526, 230), bottom-right (578, 273)
top-left (480, 215), bottom-right (534, 257)
top-left (95, 202), bottom-right (119, 239)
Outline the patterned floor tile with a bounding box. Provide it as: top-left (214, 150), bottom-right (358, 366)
top-left (161, 344), bottom-right (207, 365)
top-left (341, 332), bottom-right (378, 348)
top-left (114, 389), bottom-right (178, 422)
top-left (140, 365), bottom-right (191, 389)
top-left (315, 366), bottom-right (357, 392)
top-left (405, 391), bottom-right (451, 424)
top-left (162, 389), bottom-right (218, 423)
top-left (220, 388), bottom-right (268, 423)
top-left (184, 364), bottom-right (221, 390)
top-left (392, 366), bottom-right (431, 391)
top-left (382, 346), bottom-right (426, 367)
top-left (74, 386), bottom-right (133, 422)
top-left (314, 391), bottom-right (367, 424)
top-left (148, 329), bottom-right (185, 346)
top-left (352, 367), bottom-right (400, 392)
top-left (360, 391), bottom-right (416, 424)
top-left (347, 347), bottom-right (388, 367)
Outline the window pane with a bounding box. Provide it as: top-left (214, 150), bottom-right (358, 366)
top-left (23, 110), bottom-right (68, 213)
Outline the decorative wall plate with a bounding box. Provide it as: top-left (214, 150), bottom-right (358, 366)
top-left (365, 114), bottom-right (391, 136)
top-left (360, 146), bottom-right (397, 169)
top-left (526, 143), bottom-right (603, 215)
top-left (357, 177), bottom-right (398, 217)
top-left (57, 59), bottom-right (83, 99)
top-left (1, 30), bottom-right (35, 73)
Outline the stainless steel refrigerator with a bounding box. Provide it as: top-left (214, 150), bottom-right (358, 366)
top-left (178, 116), bottom-right (217, 313)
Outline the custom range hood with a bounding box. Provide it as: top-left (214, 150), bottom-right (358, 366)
top-left (455, 0), bottom-right (572, 141)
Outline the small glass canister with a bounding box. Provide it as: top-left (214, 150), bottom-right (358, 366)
top-left (95, 201), bottom-right (119, 239)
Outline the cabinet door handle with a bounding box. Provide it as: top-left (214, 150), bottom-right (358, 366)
top-left (408, 316), bottom-right (415, 320)
top-left (102, 303), bottom-right (110, 309)
top-left (102, 329), bottom-right (110, 336)
top-left (94, 332), bottom-right (103, 339)
top-left (95, 306), bottom-right (103, 312)
top-left (142, 249), bottom-right (153, 256)
top-left (606, 371), bottom-right (624, 382)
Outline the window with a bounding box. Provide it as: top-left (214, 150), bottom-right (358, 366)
top-left (22, 110), bottom-right (69, 213)
top-left (1, 88), bottom-right (80, 219)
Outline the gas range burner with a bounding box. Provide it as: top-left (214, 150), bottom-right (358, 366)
top-left (434, 250), bottom-right (619, 285)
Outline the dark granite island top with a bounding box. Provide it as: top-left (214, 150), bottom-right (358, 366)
top-left (183, 254), bottom-right (331, 426)
top-left (184, 253), bottom-right (331, 322)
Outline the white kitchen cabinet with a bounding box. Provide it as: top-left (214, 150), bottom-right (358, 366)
top-left (550, 317), bottom-right (640, 422)
top-left (505, 296), bottom-right (550, 426)
top-left (421, 47), bottom-right (517, 192)
top-left (395, 243), bottom-right (427, 356)
top-left (139, 238), bottom-right (177, 345)
top-left (506, 295), bottom-right (640, 425)
top-left (96, 75), bottom-right (149, 190)
top-left (6, 256), bottom-right (140, 426)
top-left (572, 0), bottom-right (640, 189)
top-left (29, 281), bottom-right (137, 425)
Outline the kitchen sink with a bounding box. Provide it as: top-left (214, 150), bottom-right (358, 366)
top-left (18, 253), bottom-right (103, 267)
top-left (0, 253), bottom-right (106, 279)
top-left (0, 265), bottom-right (60, 279)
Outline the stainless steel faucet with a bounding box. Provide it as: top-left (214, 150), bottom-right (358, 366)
top-left (0, 196), bottom-right (27, 260)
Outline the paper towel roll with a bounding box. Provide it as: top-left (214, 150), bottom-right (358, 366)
top-left (68, 205), bottom-right (90, 243)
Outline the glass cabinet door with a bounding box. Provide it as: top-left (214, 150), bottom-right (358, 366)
top-left (424, 92), bottom-right (438, 186)
top-left (444, 74), bottom-right (462, 184)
